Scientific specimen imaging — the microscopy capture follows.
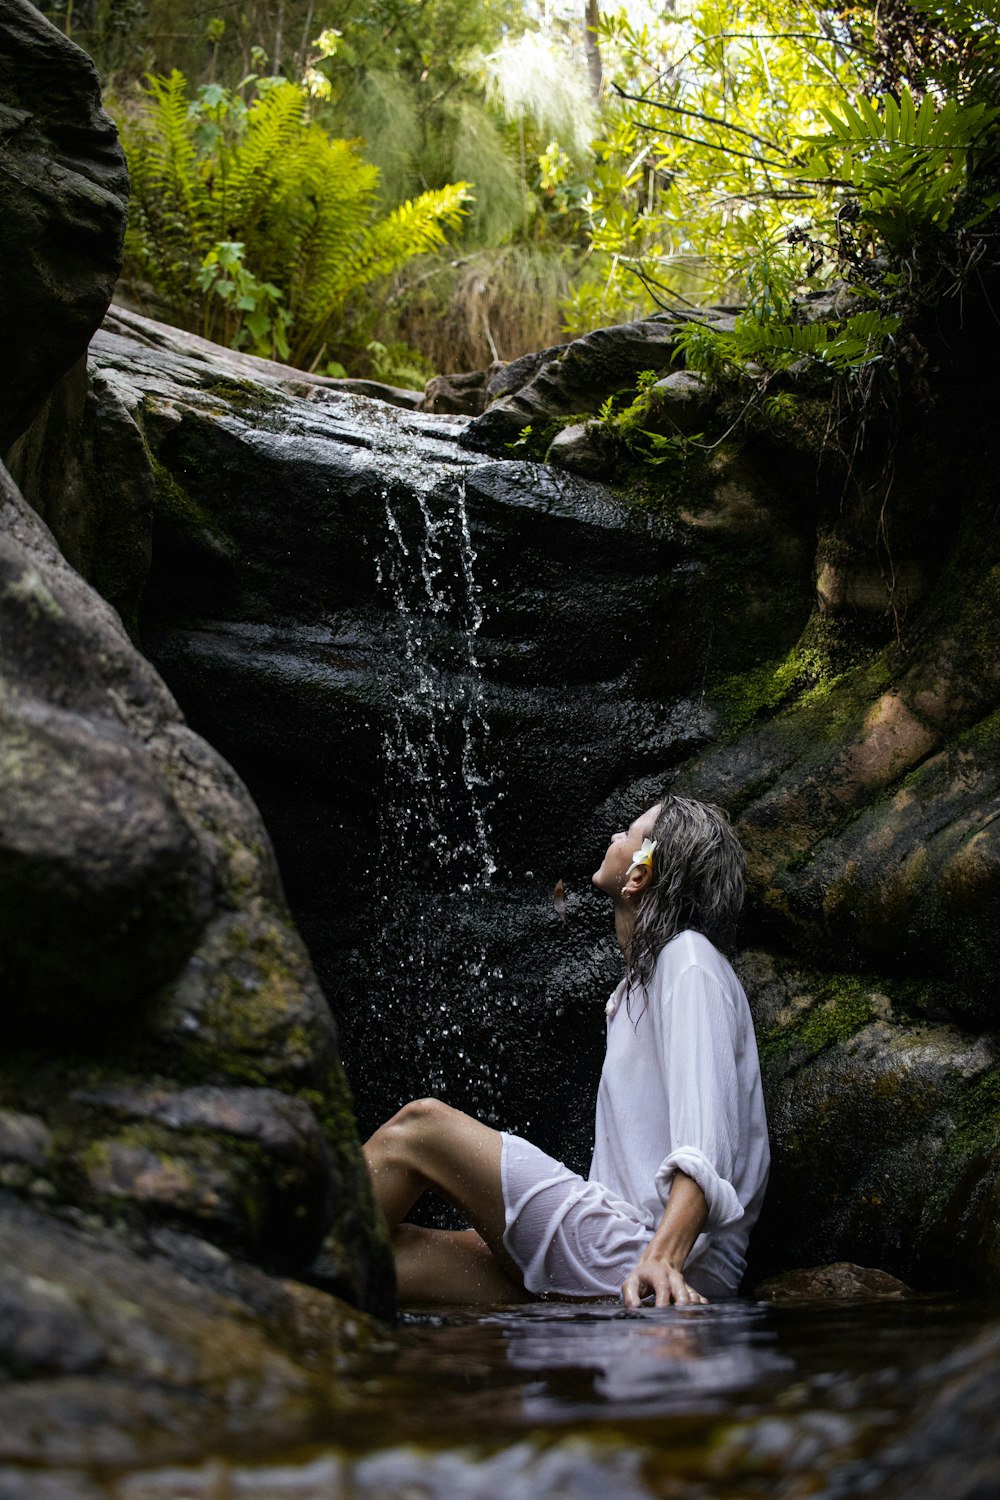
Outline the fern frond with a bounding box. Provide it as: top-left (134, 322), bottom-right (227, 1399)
top-left (291, 179), bottom-right (471, 360)
top-left (272, 131), bottom-right (382, 350)
top-left (119, 70), bottom-right (214, 313)
top-left (732, 309), bottom-right (901, 369)
top-left (219, 81), bottom-right (308, 242)
top-left (799, 84), bottom-right (999, 246)
top-left (354, 185), bottom-right (473, 282)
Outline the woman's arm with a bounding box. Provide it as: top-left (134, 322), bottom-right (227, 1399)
top-left (621, 1169), bottom-right (709, 1307)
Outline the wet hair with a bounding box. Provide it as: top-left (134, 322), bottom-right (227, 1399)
top-left (624, 794), bottom-right (745, 1011)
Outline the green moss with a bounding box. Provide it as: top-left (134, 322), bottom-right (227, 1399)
top-left (505, 418), bottom-right (569, 462)
top-left (300, 1067), bottom-right (362, 1155)
top-left (200, 378), bottom-right (283, 417)
top-left (943, 1063), bottom-right (1000, 1164)
top-left (758, 972), bottom-right (877, 1065)
top-left (713, 624), bottom-right (851, 737)
top-left (148, 452), bottom-right (231, 547)
top-left (714, 653), bottom-right (802, 736)
top-left (711, 605), bottom-right (893, 744)
top-left (132, 401), bottom-right (234, 555)
top-left (184, 958), bottom-right (323, 1090)
top-left (942, 560), bottom-right (1000, 685)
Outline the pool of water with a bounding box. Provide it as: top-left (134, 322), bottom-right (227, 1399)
top-left (104, 1293), bottom-right (1000, 1499)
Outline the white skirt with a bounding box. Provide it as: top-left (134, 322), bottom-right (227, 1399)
top-left (500, 1132), bottom-right (654, 1299)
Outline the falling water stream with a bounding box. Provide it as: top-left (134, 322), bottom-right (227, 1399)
top-left (374, 475), bottom-right (496, 885)
top-left (342, 419), bottom-right (519, 1133)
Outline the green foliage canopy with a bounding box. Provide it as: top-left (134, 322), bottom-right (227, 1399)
top-left (566, 0), bottom-right (1000, 378)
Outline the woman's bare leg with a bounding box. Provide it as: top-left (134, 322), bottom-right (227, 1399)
top-left (394, 1226), bottom-right (531, 1304)
top-left (363, 1098), bottom-right (527, 1293)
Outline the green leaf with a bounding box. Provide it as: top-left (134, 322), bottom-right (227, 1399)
top-left (857, 96), bottom-right (884, 139)
top-left (883, 93), bottom-right (900, 144)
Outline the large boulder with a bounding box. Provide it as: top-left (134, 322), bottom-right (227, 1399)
top-left (0, 463), bottom-right (213, 1031)
top-left (461, 310), bottom-right (735, 453)
top-left (0, 0), bottom-right (128, 452)
top-left (0, 453), bottom-right (392, 1310)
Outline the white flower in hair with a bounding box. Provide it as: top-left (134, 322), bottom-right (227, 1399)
top-left (628, 837), bottom-right (656, 872)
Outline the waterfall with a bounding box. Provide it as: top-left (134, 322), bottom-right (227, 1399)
top-left (375, 476), bottom-right (497, 886)
top-left (344, 430), bottom-right (510, 1137)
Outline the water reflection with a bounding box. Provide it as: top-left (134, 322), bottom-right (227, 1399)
top-left (488, 1303), bottom-right (794, 1418)
top-left (103, 1297), bottom-right (1000, 1500)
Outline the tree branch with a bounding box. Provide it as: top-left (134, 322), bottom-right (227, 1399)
top-left (611, 81), bottom-right (784, 153)
top-left (629, 116), bottom-right (789, 171)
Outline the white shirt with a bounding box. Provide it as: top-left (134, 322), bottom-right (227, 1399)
top-left (588, 929), bottom-right (770, 1295)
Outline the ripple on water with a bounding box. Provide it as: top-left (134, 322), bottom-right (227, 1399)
top-left (89, 1295), bottom-right (1000, 1500)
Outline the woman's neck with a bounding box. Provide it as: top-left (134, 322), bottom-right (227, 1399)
top-left (613, 900), bottom-right (635, 954)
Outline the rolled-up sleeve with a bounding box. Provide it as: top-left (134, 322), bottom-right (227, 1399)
top-left (651, 964), bottom-right (745, 1233)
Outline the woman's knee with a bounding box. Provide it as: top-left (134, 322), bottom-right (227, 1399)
top-left (398, 1096), bottom-right (452, 1124)
top-left (375, 1097), bottom-right (455, 1161)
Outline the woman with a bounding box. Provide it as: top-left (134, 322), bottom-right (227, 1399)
top-left (364, 795), bottom-right (770, 1306)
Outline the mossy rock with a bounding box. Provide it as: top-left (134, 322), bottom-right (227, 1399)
top-left (742, 947), bottom-right (1000, 1288)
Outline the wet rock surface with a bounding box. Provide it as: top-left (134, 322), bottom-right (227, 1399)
top-left (0, 0), bottom-right (128, 452)
top-left (10, 298), bottom-right (999, 1281)
top-left (0, 454), bottom-right (391, 1308)
top-left (0, 1196), bottom-right (378, 1475)
top-left (755, 1262), bottom-right (912, 1301)
top-left (460, 310), bottom-right (734, 453)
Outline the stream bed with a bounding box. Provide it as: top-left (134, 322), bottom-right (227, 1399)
top-left (84, 1293), bottom-right (1000, 1499)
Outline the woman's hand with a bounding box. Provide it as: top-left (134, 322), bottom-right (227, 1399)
top-left (621, 1169), bottom-right (710, 1307)
top-left (621, 1250), bottom-right (708, 1307)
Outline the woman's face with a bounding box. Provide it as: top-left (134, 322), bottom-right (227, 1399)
top-left (592, 804), bottom-right (661, 899)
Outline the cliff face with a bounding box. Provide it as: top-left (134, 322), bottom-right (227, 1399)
top-left (0, 3), bottom-right (393, 1466)
top-left (10, 289), bottom-right (999, 1295)
top-left (0, 0), bottom-right (128, 451)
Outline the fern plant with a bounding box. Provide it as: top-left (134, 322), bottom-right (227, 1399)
top-left (799, 85), bottom-right (1000, 253)
top-left (568, 0), bottom-right (1000, 367)
top-left (119, 71), bottom-right (472, 369)
top-left (675, 308), bottom-right (902, 379)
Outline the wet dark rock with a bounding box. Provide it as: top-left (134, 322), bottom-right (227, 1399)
top-left (754, 1262), bottom-right (912, 1301)
top-left (0, 455), bottom-right (391, 1306)
top-left (742, 947), bottom-right (1000, 1287)
top-left (545, 421), bottom-right (617, 480)
top-left (6, 354), bottom-right (159, 631)
top-left (684, 550), bottom-right (1000, 1007)
top-left (0, 74), bottom-right (388, 1301)
top-left (69, 1084), bottom-right (333, 1261)
top-left (0, 1111), bottom-right (51, 1173)
top-left (0, 1198), bottom-right (379, 1472)
top-left (0, 0), bottom-right (128, 452)
top-left (463, 310), bottom-right (735, 454)
top-left (0, 463), bottom-right (213, 1036)
top-left (422, 365), bottom-right (501, 415)
top-left (644, 370), bottom-right (715, 437)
